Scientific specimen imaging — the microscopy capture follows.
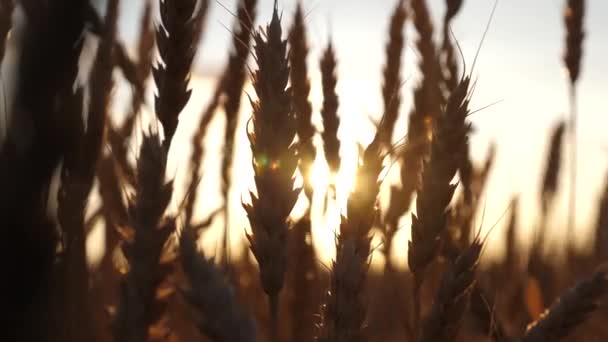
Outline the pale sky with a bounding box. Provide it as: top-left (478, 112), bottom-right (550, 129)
top-left (111, 0), bottom-right (608, 265)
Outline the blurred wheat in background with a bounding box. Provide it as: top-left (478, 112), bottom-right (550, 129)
top-left (2, 0), bottom-right (608, 341)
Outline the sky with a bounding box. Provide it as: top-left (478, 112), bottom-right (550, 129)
top-left (106, 0), bottom-right (608, 266)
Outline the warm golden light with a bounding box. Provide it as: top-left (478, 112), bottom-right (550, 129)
top-left (306, 145), bottom-right (389, 267)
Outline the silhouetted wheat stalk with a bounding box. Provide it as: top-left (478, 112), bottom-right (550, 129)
top-left (409, 74), bottom-right (472, 337)
top-left (318, 132), bottom-right (385, 342)
top-left (441, 0), bottom-right (463, 94)
top-left (320, 41), bottom-right (341, 176)
top-left (154, 0), bottom-right (207, 149)
top-left (380, 1), bottom-right (407, 262)
top-left (379, 0), bottom-right (406, 149)
top-left (289, 3), bottom-right (315, 202)
top-left (523, 272), bottom-right (607, 342)
top-left (385, 0), bottom-right (440, 264)
top-left (114, 0), bottom-right (205, 340)
top-left (56, 0), bottom-right (118, 339)
top-left (244, 4), bottom-right (299, 341)
top-left (541, 121), bottom-right (566, 224)
top-left (419, 240), bottom-right (481, 342)
top-left (218, 0), bottom-right (258, 265)
top-left (179, 228), bottom-right (256, 342)
top-left (563, 0), bottom-right (585, 243)
top-left (288, 6), bottom-right (319, 341)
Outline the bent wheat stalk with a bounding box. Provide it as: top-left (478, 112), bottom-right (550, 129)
top-left (523, 272), bottom-right (607, 342)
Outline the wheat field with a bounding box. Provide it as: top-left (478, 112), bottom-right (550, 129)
top-left (2, 0), bottom-right (608, 341)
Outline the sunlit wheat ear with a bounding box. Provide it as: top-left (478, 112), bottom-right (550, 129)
top-left (408, 72), bottom-right (473, 338)
top-left (178, 228), bottom-right (256, 342)
top-left (523, 272), bottom-right (607, 342)
top-left (185, 0), bottom-right (257, 231)
top-left (378, 0), bottom-right (408, 259)
top-left (408, 73), bottom-right (472, 271)
top-left (287, 6), bottom-right (319, 340)
top-left (411, 0), bottom-right (442, 115)
top-left (244, 4), bottom-right (298, 341)
top-left (379, 0), bottom-right (407, 148)
top-left (289, 3), bottom-right (315, 202)
top-left (318, 134), bottom-right (385, 342)
top-left (385, 0), bottom-right (440, 256)
top-left (320, 40), bottom-right (341, 175)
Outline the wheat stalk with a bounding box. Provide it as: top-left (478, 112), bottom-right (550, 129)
top-left (377, 0), bottom-right (407, 257)
top-left (563, 0), bottom-right (585, 244)
top-left (179, 229), bottom-right (256, 342)
top-left (409, 74), bottom-right (472, 336)
top-left (318, 134), bottom-right (385, 342)
top-left (419, 241), bottom-right (481, 342)
top-left (379, 0), bottom-right (407, 148)
top-left (55, 1), bottom-right (118, 339)
top-left (540, 120), bottom-right (566, 220)
top-left (113, 1), bottom-right (208, 339)
top-left (113, 132), bottom-right (176, 342)
top-left (289, 3), bottom-right (315, 202)
top-left (385, 0), bottom-right (441, 256)
top-left (523, 272), bottom-right (607, 342)
top-left (154, 0), bottom-right (208, 149)
top-left (441, 0), bottom-right (463, 94)
top-left (244, 5), bottom-right (299, 341)
top-left (320, 41), bottom-right (341, 175)
top-left (218, 0), bottom-right (258, 264)
top-left (110, 1), bottom-right (155, 180)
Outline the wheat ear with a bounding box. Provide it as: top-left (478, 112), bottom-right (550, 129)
top-left (289, 3), bottom-right (315, 201)
top-left (523, 272), bottom-right (607, 342)
top-left (318, 134), bottom-right (385, 342)
top-left (244, 5), bottom-right (299, 341)
top-left (179, 229), bottom-right (256, 342)
top-left (320, 41), bottom-right (341, 175)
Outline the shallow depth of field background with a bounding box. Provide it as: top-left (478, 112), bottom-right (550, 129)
top-left (82, 0), bottom-right (608, 266)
